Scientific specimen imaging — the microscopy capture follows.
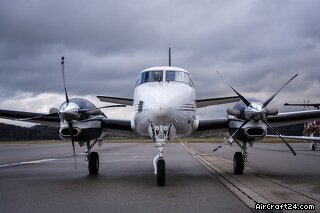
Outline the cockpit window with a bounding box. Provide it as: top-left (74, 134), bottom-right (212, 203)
top-left (136, 71), bottom-right (163, 85)
top-left (166, 71), bottom-right (192, 86)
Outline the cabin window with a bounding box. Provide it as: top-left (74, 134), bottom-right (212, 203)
top-left (136, 71), bottom-right (163, 85)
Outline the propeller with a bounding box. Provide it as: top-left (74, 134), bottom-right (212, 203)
top-left (215, 71), bottom-right (298, 155)
top-left (68, 121), bottom-right (77, 168)
top-left (59, 56), bottom-right (77, 168)
top-left (61, 56), bottom-right (69, 103)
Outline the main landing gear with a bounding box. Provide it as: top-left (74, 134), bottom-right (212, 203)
top-left (233, 141), bottom-right (249, 175)
top-left (151, 124), bottom-right (171, 186)
top-left (85, 140), bottom-right (100, 175)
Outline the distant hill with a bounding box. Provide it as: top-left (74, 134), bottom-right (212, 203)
top-left (0, 123), bottom-right (60, 141)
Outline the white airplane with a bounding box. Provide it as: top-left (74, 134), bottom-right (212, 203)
top-left (268, 133), bottom-right (320, 151)
top-left (1, 54), bottom-right (320, 186)
top-left (281, 102), bottom-right (320, 150)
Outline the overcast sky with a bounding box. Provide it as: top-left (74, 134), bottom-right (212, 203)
top-left (1, 0), bottom-right (320, 123)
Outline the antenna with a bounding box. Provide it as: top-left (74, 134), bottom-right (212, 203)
top-left (169, 47), bottom-right (171, 66)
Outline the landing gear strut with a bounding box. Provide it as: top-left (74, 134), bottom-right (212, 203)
top-left (151, 123), bottom-right (171, 186)
top-left (310, 141), bottom-right (317, 151)
top-left (85, 140), bottom-right (99, 175)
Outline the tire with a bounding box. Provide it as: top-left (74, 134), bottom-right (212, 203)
top-left (89, 152), bottom-right (99, 175)
top-left (311, 143), bottom-right (316, 151)
top-left (157, 159), bottom-right (166, 186)
top-left (233, 152), bottom-right (244, 175)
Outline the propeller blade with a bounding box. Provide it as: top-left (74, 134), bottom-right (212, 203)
top-left (216, 71), bottom-right (251, 107)
top-left (61, 56), bottom-right (69, 103)
top-left (68, 122), bottom-right (77, 168)
top-left (17, 112), bottom-right (59, 121)
top-left (264, 121), bottom-right (296, 156)
top-left (213, 119), bottom-right (250, 152)
top-left (263, 74), bottom-right (298, 107)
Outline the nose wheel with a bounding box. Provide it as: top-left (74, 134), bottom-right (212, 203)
top-left (156, 158), bottom-right (166, 186)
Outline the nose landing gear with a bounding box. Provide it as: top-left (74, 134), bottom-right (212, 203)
top-left (151, 123), bottom-right (171, 186)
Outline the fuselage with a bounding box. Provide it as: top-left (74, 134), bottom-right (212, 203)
top-left (132, 66), bottom-right (197, 139)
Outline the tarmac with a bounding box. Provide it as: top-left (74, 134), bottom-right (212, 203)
top-left (0, 141), bottom-right (319, 213)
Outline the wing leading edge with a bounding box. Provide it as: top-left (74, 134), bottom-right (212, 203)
top-left (97, 96), bottom-right (133, 105)
top-left (0, 109), bottom-right (60, 126)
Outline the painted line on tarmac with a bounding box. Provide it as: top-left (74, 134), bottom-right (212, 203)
top-left (0, 153), bottom-right (79, 168)
top-left (0, 159), bottom-right (58, 168)
top-left (182, 143), bottom-right (269, 210)
top-left (183, 143), bottom-right (320, 212)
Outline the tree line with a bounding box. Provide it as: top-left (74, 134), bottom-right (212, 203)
top-left (0, 123), bottom-right (60, 141)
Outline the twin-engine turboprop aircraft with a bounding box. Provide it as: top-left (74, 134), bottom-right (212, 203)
top-left (1, 54), bottom-right (320, 186)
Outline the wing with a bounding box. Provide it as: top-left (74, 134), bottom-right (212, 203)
top-left (83, 117), bottom-right (136, 137)
top-left (196, 96), bottom-right (240, 108)
top-left (191, 118), bottom-right (230, 137)
top-left (196, 118), bottom-right (229, 130)
top-left (97, 96), bottom-right (133, 105)
top-left (0, 109), bottom-right (60, 126)
top-left (267, 134), bottom-right (320, 141)
top-left (195, 110), bottom-right (320, 132)
top-left (267, 110), bottom-right (320, 127)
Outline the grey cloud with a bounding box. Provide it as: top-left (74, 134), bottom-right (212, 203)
top-left (0, 0), bottom-right (320, 114)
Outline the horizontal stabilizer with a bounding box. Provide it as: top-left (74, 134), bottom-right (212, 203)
top-left (97, 96), bottom-right (133, 106)
top-left (196, 96), bottom-right (240, 108)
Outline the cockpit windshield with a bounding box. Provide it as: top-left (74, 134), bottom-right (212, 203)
top-left (166, 71), bottom-right (192, 86)
top-left (136, 71), bottom-right (163, 85)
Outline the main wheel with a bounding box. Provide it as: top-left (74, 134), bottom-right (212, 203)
top-left (233, 152), bottom-right (244, 175)
top-left (157, 158), bottom-right (166, 186)
top-left (88, 152), bottom-right (99, 175)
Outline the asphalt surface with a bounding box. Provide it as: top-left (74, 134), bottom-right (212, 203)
top-left (188, 142), bottom-right (320, 211)
top-left (0, 142), bottom-right (250, 213)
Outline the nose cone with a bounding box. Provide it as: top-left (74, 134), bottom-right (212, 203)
top-left (152, 104), bottom-right (171, 124)
top-left (59, 102), bottom-right (80, 122)
top-left (245, 102), bottom-right (266, 121)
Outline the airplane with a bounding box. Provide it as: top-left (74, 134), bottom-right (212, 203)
top-left (1, 52), bottom-right (320, 186)
top-left (268, 102), bottom-right (320, 151)
top-left (268, 134), bottom-right (320, 151)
